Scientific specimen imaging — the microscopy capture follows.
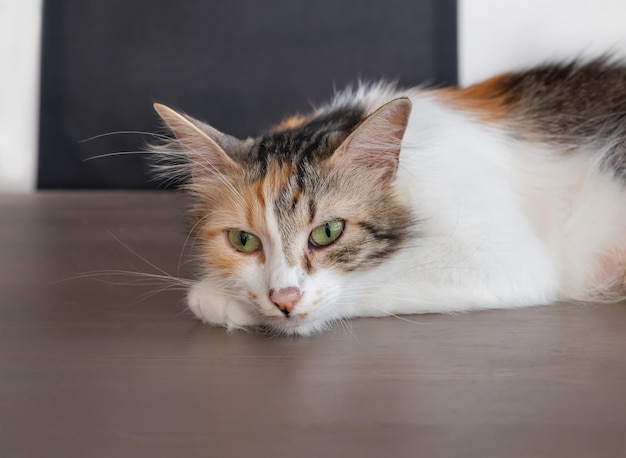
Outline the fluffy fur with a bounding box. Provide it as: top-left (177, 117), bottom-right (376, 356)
top-left (153, 58), bottom-right (626, 335)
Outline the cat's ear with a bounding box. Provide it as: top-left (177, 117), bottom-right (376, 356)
top-left (153, 103), bottom-right (239, 178)
top-left (331, 97), bottom-right (411, 182)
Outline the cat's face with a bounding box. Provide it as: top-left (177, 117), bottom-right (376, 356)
top-left (155, 99), bottom-right (413, 334)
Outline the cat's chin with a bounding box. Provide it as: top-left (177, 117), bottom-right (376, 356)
top-left (188, 278), bottom-right (334, 335)
top-left (262, 315), bottom-right (331, 336)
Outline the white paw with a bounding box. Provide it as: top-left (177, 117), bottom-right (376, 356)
top-left (187, 278), bottom-right (261, 332)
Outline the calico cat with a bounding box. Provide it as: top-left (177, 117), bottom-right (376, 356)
top-left (153, 58), bottom-right (626, 335)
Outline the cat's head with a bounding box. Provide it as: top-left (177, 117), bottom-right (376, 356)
top-left (154, 98), bottom-right (413, 334)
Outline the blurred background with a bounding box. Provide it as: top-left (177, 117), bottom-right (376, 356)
top-left (1, 0), bottom-right (625, 191)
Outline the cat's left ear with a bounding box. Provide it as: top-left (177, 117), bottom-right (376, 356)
top-left (331, 97), bottom-right (411, 183)
top-left (153, 103), bottom-right (240, 179)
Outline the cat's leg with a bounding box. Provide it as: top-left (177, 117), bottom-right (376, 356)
top-left (342, 270), bottom-right (557, 319)
top-left (187, 277), bottom-right (262, 331)
top-left (341, 233), bottom-right (560, 318)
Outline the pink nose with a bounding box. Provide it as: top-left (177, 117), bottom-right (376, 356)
top-left (269, 287), bottom-right (302, 315)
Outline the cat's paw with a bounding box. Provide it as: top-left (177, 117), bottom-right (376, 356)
top-left (187, 279), bottom-right (261, 332)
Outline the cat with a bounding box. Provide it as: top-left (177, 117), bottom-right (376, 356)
top-left (152, 58), bottom-right (626, 336)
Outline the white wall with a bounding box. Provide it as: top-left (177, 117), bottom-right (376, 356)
top-left (0, 0), bottom-right (42, 192)
top-left (459, 0), bottom-right (626, 86)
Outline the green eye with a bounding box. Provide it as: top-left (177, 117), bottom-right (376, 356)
top-left (310, 220), bottom-right (344, 247)
top-left (228, 230), bottom-right (262, 253)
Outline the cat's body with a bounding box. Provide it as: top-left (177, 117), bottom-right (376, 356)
top-left (154, 58), bottom-right (626, 335)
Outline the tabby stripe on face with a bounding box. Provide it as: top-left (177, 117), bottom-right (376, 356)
top-left (302, 252), bottom-right (313, 274)
top-left (324, 218), bottom-right (412, 272)
top-left (298, 129), bottom-right (332, 161)
top-left (357, 220), bottom-right (405, 244)
top-left (252, 107), bottom-right (365, 173)
top-left (326, 244), bottom-right (399, 272)
top-left (290, 188), bottom-right (300, 212)
top-left (307, 198), bottom-right (316, 224)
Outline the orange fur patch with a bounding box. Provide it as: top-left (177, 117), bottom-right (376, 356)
top-left (203, 241), bottom-right (241, 277)
top-left (437, 74), bottom-right (513, 122)
top-left (263, 162), bottom-right (292, 199)
top-left (241, 183), bottom-right (267, 231)
top-left (271, 114), bottom-right (311, 132)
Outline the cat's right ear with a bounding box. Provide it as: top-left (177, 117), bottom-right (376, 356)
top-left (330, 97), bottom-right (411, 183)
top-left (153, 103), bottom-right (239, 178)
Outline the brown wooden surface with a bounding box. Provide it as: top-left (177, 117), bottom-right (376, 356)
top-left (1, 191), bottom-right (625, 458)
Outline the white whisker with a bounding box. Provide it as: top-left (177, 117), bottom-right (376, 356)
top-left (83, 151), bottom-right (155, 162)
top-left (80, 130), bottom-right (172, 143)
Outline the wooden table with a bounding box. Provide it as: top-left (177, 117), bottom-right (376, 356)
top-left (1, 192), bottom-right (625, 458)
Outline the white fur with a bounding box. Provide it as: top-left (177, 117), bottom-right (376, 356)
top-left (188, 86), bottom-right (626, 334)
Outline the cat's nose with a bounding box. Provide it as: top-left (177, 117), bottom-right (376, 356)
top-left (269, 287), bottom-right (302, 316)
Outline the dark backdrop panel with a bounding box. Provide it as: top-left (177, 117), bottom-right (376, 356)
top-left (38, 0), bottom-right (457, 189)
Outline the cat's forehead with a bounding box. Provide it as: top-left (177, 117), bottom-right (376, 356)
top-left (220, 107), bottom-right (372, 230)
top-left (249, 106), bottom-right (365, 168)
